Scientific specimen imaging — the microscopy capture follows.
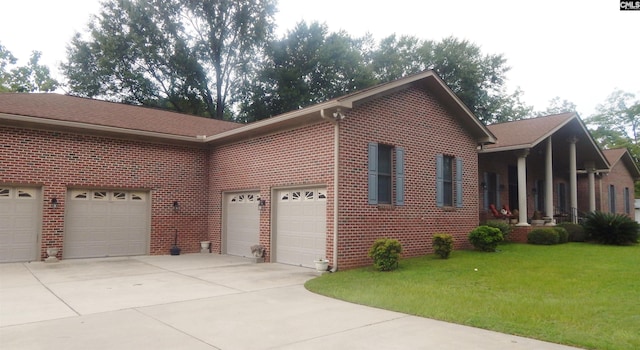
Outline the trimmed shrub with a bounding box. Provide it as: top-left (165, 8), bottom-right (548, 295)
top-left (432, 233), bottom-right (453, 259)
top-left (558, 222), bottom-right (586, 242)
top-left (583, 211), bottom-right (639, 245)
top-left (527, 228), bottom-right (559, 245)
top-left (468, 226), bottom-right (503, 252)
top-left (484, 220), bottom-right (513, 240)
top-left (554, 226), bottom-right (569, 244)
top-left (369, 238), bottom-right (402, 271)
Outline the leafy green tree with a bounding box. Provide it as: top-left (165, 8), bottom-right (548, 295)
top-left (369, 35), bottom-right (532, 124)
top-left (586, 90), bottom-right (640, 196)
top-left (239, 21), bottom-right (375, 121)
top-left (0, 43), bottom-right (58, 92)
top-left (62, 0), bottom-right (276, 119)
top-left (536, 97), bottom-right (578, 116)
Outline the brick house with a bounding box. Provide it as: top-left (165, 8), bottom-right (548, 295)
top-left (594, 148), bottom-right (640, 216)
top-left (478, 113), bottom-right (638, 235)
top-left (1, 71), bottom-right (496, 268)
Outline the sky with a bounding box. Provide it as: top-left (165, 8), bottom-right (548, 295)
top-left (1, 0), bottom-right (638, 117)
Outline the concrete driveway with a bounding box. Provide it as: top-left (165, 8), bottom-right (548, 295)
top-left (0, 254), bottom-right (581, 349)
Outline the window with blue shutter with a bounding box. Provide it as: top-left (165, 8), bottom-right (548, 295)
top-left (368, 143), bottom-right (404, 206)
top-left (437, 154), bottom-right (462, 208)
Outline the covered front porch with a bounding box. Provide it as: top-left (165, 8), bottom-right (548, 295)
top-left (478, 112), bottom-right (610, 226)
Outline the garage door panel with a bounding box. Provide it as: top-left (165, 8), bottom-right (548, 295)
top-left (276, 187), bottom-right (326, 268)
top-left (0, 187), bottom-right (40, 263)
top-left (64, 190), bottom-right (149, 259)
top-left (224, 192), bottom-right (260, 258)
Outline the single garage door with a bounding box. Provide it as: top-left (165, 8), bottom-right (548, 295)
top-left (275, 187), bottom-right (326, 268)
top-left (224, 192), bottom-right (260, 257)
top-left (64, 189), bottom-right (149, 258)
top-left (0, 187), bottom-right (39, 262)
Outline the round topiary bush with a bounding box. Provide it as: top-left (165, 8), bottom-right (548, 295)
top-left (484, 220), bottom-right (513, 240)
top-left (368, 238), bottom-right (402, 271)
top-left (432, 233), bottom-right (453, 259)
top-left (557, 222), bottom-right (586, 242)
top-left (468, 225), bottom-right (503, 252)
top-left (553, 226), bottom-right (569, 244)
top-left (527, 228), bottom-right (559, 245)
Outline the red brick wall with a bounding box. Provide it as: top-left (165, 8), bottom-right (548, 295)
top-left (337, 87), bottom-right (480, 268)
top-left (207, 122), bottom-right (336, 263)
top-left (596, 161), bottom-right (636, 216)
top-left (1, 126), bottom-right (209, 260)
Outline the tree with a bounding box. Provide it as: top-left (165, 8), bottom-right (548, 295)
top-left (239, 21), bottom-right (375, 121)
top-left (0, 43), bottom-right (58, 92)
top-left (586, 89), bottom-right (640, 196)
top-left (62, 0), bottom-right (276, 119)
top-left (369, 36), bottom-right (532, 124)
top-left (536, 97), bottom-right (578, 116)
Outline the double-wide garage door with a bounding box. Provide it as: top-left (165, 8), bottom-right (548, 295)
top-left (64, 189), bottom-right (149, 258)
top-left (0, 187), bottom-right (39, 262)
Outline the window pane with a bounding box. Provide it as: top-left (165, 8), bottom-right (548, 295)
top-left (378, 145), bottom-right (391, 174)
top-left (442, 156), bottom-right (453, 206)
top-left (378, 175), bottom-right (391, 203)
top-left (443, 182), bottom-right (453, 206)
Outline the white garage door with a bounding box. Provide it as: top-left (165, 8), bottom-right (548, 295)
top-left (275, 187), bottom-right (327, 268)
top-left (224, 192), bottom-right (260, 257)
top-left (0, 187), bottom-right (39, 262)
top-left (64, 189), bottom-right (149, 258)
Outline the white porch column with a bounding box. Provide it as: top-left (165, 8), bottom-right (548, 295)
top-left (517, 150), bottom-right (530, 226)
top-left (569, 137), bottom-right (578, 223)
top-left (586, 161), bottom-right (596, 212)
top-left (544, 137), bottom-right (554, 222)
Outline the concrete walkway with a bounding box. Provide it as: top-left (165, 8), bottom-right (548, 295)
top-left (0, 254), bottom-right (581, 349)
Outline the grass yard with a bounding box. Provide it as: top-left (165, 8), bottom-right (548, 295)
top-left (305, 243), bottom-right (640, 350)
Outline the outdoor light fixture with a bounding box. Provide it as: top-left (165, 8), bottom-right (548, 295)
top-left (173, 201), bottom-right (180, 212)
top-left (258, 199), bottom-right (266, 209)
top-left (51, 197), bottom-right (58, 209)
top-left (480, 182), bottom-right (487, 190)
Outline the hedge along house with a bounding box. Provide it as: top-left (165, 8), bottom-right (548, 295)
top-left (1, 70), bottom-right (496, 268)
top-left (477, 113), bottom-right (613, 231)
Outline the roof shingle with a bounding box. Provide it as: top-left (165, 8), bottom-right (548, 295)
top-left (0, 93), bottom-right (242, 137)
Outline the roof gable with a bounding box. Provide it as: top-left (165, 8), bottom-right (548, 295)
top-left (482, 112), bottom-right (610, 170)
top-left (207, 70), bottom-right (497, 145)
top-left (603, 148), bottom-right (640, 179)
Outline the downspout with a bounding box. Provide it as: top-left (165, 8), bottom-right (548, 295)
top-left (321, 109), bottom-right (341, 272)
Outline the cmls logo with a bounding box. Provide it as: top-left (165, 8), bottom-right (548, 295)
top-left (620, 0), bottom-right (640, 10)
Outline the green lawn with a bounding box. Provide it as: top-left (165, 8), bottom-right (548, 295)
top-left (305, 243), bottom-right (640, 350)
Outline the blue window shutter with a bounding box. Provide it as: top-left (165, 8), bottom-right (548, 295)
top-left (395, 147), bottom-right (405, 206)
top-left (368, 142), bottom-right (378, 204)
top-left (436, 154), bottom-right (444, 207)
top-left (495, 173), bottom-right (500, 209)
top-left (483, 172), bottom-right (489, 210)
top-left (456, 157), bottom-right (463, 207)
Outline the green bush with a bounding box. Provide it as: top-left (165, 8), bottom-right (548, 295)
top-left (583, 211), bottom-right (639, 245)
top-left (369, 238), bottom-right (403, 271)
top-left (484, 220), bottom-right (513, 239)
top-left (432, 233), bottom-right (453, 259)
top-left (558, 222), bottom-right (586, 242)
top-left (527, 228), bottom-right (559, 245)
top-left (554, 226), bottom-right (569, 244)
top-left (468, 226), bottom-right (503, 252)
